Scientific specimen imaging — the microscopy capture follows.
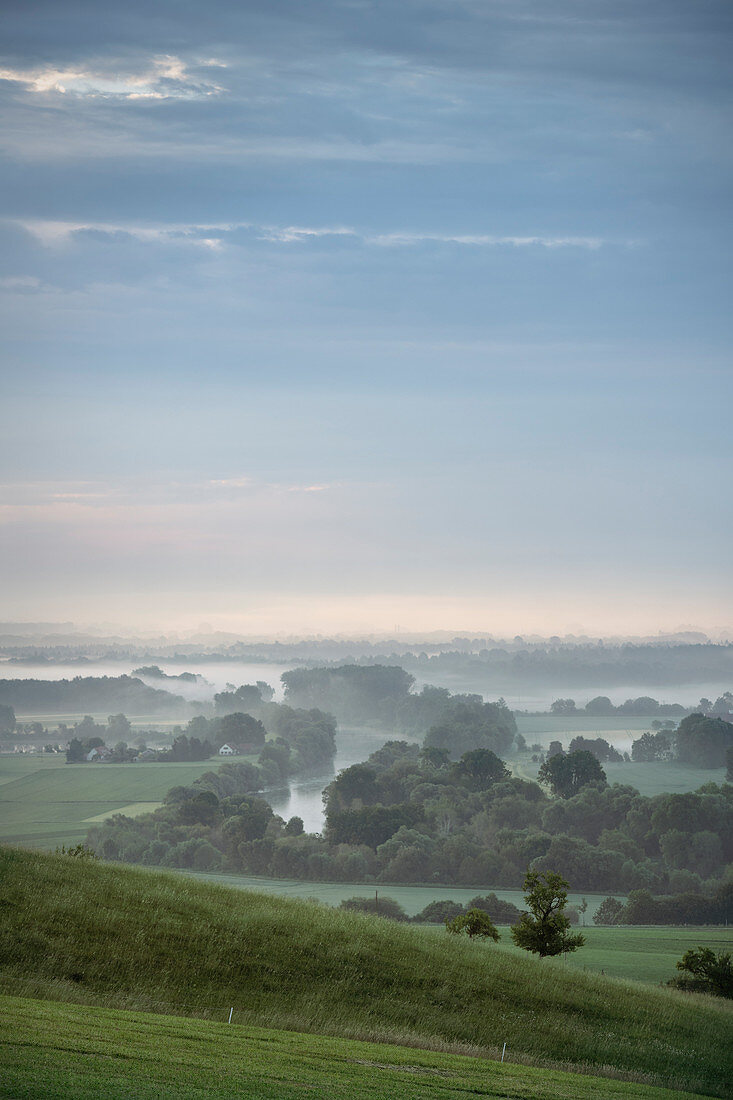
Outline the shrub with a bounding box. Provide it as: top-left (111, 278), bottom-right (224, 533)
top-left (668, 947), bottom-right (733, 999)
top-left (339, 895), bottom-right (409, 921)
top-left (446, 909), bottom-right (500, 940)
top-left (413, 900), bottom-right (465, 923)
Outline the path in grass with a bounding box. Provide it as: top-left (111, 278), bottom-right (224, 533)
top-left (0, 995), bottom-right (709, 1100)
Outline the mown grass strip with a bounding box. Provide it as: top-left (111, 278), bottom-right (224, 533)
top-left (0, 995), bottom-right (708, 1100)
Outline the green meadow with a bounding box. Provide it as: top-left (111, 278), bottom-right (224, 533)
top-left (1, 848), bottom-right (730, 1097)
top-left (0, 754), bottom-right (253, 848)
top-left (512, 756), bottom-right (726, 796)
top-left (417, 924), bottom-right (733, 986)
top-left (0, 995), bottom-right (710, 1100)
top-left (180, 868), bottom-right (617, 922)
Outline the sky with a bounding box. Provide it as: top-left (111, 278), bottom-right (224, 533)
top-left (0, 0), bottom-right (731, 637)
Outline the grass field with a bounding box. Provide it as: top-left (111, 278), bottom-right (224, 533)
top-left (1, 848), bottom-right (730, 1097)
top-left (187, 871), bottom-right (730, 984)
top-left (512, 755), bottom-right (726, 796)
top-left (0, 754), bottom-right (254, 848)
top-left (13, 711), bottom-right (185, 728)
top-left (416, 924), bottom-right (733, 986)
top-left (0, 995), bottom-right (708, 1100)
top-left (181, 869), bottom-right (619, 922)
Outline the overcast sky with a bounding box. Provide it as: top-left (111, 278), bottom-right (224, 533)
top-left (1, 0), bottom-right (731, 636)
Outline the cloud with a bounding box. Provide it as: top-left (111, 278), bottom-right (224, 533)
top-left (257, 226), bottom-right (358, 243)
top-left (10, 217), bottom-right (610, 252)
top-left (369, 232), bottom-right (605, 249)
top-left (0, 275), bottom-right (43, 291)
top-left (0, 476), bottom-right (340, 516)
top-left (0, 55), bottom-right (225, 100)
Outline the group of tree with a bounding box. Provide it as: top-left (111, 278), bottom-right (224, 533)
top-left (443, 871), bottom-right (584, 958)
top-left (86, 730), bottom-right (731, 901)
top-left (388, 643), bottom-right (733, 691)
top-left (61, 699), bottom-right (336, 776)
top-left (340, 871), bottom-right (584, 960)
top-left (594, 881), bottom-right (732, 926)
top-left (339, 891), bottom-right (522, 925)
top-left (0, 676), bottom-right (193, 717)
top-left (280, 666), bottom-right (519, 756)
top-left (65, 715), bottom-right (142, 762)
top-left (132, 665), bottom-right (205, 685)
top-left (281, 665), bottom-right (415, 724)
top-left (629, 713), bottom-right (732, 769)
top-left (551, 696), bottom-right (688, 717)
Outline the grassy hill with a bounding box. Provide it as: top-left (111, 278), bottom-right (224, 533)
top-left (0, 847), bottom-right (730, 1097)
top-left (0, 995), bottom-right (708, 1100)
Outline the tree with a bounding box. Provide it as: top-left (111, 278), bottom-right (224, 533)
top-left (450, 748), bottom-right (509, 789)
top-left (568, 736), bottom-right (622, 763)
top-left (214, 683), bottom-right (265, 714)
top-left (578, 897), bottom-right (588, 925)
top-left (550, 699), bottom-right (577, 715)
top-left (593, 896), bottom-right (626, 925)
top-left (217, 712), bottom-right (266, 749)
top-left (510, 870), bottom-right (585, 958)
top-left (669, 947), bottom-right (732, 999)
top-left (423, 697), bottom-right (517, 759)
top-left (107, 713), bottom-right (131, 739)
top-left (676, 713), bottom-right (732, 768)
top-left (631, 730), bottom-right (673, 762)
top-left (446, 908), bottom-right (500, 941)
top-left (537, 750), bottom-right (606, 799)
top-left (0, 704), bottom-right (15, 737)
top-left (584, 696), bottom-right (616, 716)
top-left (421, 745), bottom-right (450, 770)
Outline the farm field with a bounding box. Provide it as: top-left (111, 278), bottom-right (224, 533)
top-left (12, 711), bottom-right (185, 729)
top-left (512, 755), bottom-right (725, 796)
top-left (181, 869), bottom-right (618, 923)
top-left (0, 754), bottom-right (255, 848)
top-left (0, 994), bottom-right (706, 1100)
top-left (549, 926), bottom-right (733, 985)
top-left (516, 714), bottom-right (656, 739)
top-left (417, 924), bottom-right (733, 986)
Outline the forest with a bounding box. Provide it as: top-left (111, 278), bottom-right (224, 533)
top-left (86, 694), bottom-right (732, 900)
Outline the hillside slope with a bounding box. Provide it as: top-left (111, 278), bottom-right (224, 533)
top-left (0, 847), bottom-right (730, 1096)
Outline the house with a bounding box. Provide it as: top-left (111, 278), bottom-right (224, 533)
top-left (86, 747), bottom-right (112, 762)
top-left (133, 748), bottom-right (158, 762)
top-left (218, 743), bottom-right (236, 756)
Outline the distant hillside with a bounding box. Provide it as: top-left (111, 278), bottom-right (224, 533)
top-left (0, 676), bottom-right (189, 716)
top-left (0, 847), bottom-right (729, 1096)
